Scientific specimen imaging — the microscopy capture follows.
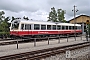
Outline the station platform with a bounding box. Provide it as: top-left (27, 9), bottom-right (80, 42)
top-left (0, 36), bottom-right (89, 57)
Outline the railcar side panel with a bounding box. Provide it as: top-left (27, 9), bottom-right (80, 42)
top-left (10, 30), bottom-right (82, 37)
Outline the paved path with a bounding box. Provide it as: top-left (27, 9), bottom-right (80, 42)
top-left (0, 36), bottom-right (88, 57)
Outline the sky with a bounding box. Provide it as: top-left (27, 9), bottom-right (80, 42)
top-left (0, 0), bottom-right (90, 21)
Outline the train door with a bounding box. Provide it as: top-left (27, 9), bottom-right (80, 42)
top-left (25, 24), bottom-right (32, 36)
top-left (57, 25), bottom-right (61, 35)
top-left (21, 23), bottom-right (25, 36)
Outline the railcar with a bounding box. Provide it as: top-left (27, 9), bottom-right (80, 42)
top-left (10, 19), bottom-right (82, 38)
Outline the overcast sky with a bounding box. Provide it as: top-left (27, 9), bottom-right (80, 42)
top-left (0, 0), bottom-right (90, 21)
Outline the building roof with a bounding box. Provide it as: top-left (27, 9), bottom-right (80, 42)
top-left (69, 15), bottom-right (90, 22)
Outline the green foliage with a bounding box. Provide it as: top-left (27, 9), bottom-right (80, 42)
top-left (48, 7), bottom-right (66, 22)
top-left (0, 11), bottom-right (5, 24)
top-left (85, 24), bottom-right (90, 38)
top-left (88, 24), bottom-right (90, 38)
top-left (57, 9), bottom-right (66, 22)
top-left (48, 7), bottom-right (57, 22)
top-left (0, 11), bottom-right (10, 38)
top-left (0, 32), bottom-right (9, 35)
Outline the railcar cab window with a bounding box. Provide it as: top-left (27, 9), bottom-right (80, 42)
top-left (57, 25), bottom-right (61, 30)
top-left (34, 24), bottom-right (40, 30)
top-left (41, 25), bottom-right (46, 30)
top-left (11, 21), bottom-right (19, 30)
top-left (52, 25), bottom-right (56, 30)
top-left (47, 25), bottom-right (51, 30)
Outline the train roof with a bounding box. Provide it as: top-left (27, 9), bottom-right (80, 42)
top-left (12, 19), bottom-right (81, 26)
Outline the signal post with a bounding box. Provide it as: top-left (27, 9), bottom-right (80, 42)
top-left (86, 20), bottom-right (90, 41)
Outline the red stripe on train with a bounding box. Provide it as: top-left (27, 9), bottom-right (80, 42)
top-left (10, 30), bottom-right (82, 36)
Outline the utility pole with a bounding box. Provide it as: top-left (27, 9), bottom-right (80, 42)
top-left (72, 5), bottom-right (79, 41)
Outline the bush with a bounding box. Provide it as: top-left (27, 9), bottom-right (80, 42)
top-left (0, 32), bottom-right (10, 39)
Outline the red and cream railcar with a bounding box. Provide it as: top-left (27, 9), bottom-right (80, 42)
top-left (10, 19), bottom-right (82, 38)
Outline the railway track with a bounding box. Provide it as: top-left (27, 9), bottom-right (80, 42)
top-left (0, 42), bottom-right (89, 60)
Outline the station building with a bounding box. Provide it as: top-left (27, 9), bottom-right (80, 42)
top-left (69, 15), bottom-right (90, 34)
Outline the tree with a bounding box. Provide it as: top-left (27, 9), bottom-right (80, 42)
top-left (48, 7), bottom-right (66, 22)
top-left (1, 17), bottom-right (10, 31)
top-left (0, 11), bottom-right (5, 24)
top-left (48, 7), bottom-right (57, 22)
top-left (57, 9), bottom-right (66, 22)
top-left (0, 11), bottom-right (5, 32)
top-left (11, 16), bottom-right (15, 22)
top-left (4, 17), bottom-right (10, 32)
top-left (11, 16), bottom-right (21, 22)
top-left (23, 16), bottom-right (29, 20)
top-left (0, 11), bottom-right (10, 38)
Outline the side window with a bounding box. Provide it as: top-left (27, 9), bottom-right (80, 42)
top-left (77, 26), bottom-right (81, 30)
top-left (72, 26), bottom-right (77, 29)
top-left (34, 24), bottom-right (40, 30)
top-left (57, 25), bottom-right (61, 30)
top-left (79, 26), bottom-right (81, 30)
top-left (47, 25), bottom-right (51, 30)
top-left (25, 24), bottom-right (29, 30)
top-left (77, 26), bottom-right (78, 29)
top-left (62, 26), bottom-right (65, 30)
top-left (69, 26), bottom-right (72, 30)
top-left (52, 25), bottom-right (56, 30)
top-left (64, 26), bottom-right (66, 30)
top-left (71, 26), bottom-right (73, 29)
top-left (21, 24), bottom-right (24, 30)
top-left (72, 26), bottom-right (74, 29)
top-left (29, 24), bottom-right (31, 30)
top-left (74, 26), bottom-right (77, 29)
top-left (66, 26), bottom-right (68, 30)
top-left (41, 25), bottom-right (46, 30)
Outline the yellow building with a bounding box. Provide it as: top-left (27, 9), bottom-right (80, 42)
top-left (69, 15), bottom-right (90, 34)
